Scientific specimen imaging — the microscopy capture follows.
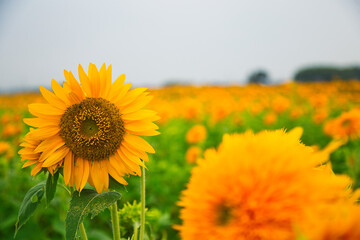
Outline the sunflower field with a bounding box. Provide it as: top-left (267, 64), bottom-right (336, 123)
top-left (1, 66), bottom-right (360, 240)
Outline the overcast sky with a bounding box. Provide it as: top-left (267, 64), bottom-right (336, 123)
top-left (0, 0), bottom-right (360, 91)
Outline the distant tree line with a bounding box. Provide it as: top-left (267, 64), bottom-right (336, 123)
top-left (294, 66), bottom-right (360, 82)
top-left (247, 70), bottom-right (270, 84)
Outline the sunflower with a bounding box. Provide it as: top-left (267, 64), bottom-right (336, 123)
top-left (19, 63), bottom-right (159, 193)
top-left (177, 128), bottom-right (353, 240)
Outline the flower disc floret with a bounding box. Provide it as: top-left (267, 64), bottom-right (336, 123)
top-left (60, 97), bottom-right (125, 161)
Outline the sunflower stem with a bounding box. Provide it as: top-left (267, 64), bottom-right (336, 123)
top-left (133, 223), bottom-right (139, 240)
top-left (110, 202), bottom-right (121, 240)
top-left (79, 222), bottom-right (88, 240)
top-left (140, 165), bottom-right (146, 240)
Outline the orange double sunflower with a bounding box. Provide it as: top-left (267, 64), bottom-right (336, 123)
top-left (19, 63), bottom-right (159, 193)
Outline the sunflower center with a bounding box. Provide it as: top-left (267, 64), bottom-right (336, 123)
top-left (59, 97), bottom-right (125, 161)
top-left (342, 119), bottom-right (351, 127)
top-left (80, 119), bottom-right (99, 137)
top-left (216, 204), bottom-right (233, 226)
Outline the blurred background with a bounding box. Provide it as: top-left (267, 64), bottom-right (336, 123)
top-left (0, 0), bottom-right (360, 91)
top-left (1, 1), bottom-right (360, 240)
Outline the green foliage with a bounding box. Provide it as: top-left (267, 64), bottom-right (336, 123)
top-left (2, 102), bottom-right (360, 239)
top-left (45, 171), bottom-right (59, 207)
top-left (15, 182), bottom-right (45, 237)
top-left (294, 66), bottom-right (360, 82)
top-left (65, 189), bottom-right (121, 240)
top-left (118, 201), bottom-right (168, 240)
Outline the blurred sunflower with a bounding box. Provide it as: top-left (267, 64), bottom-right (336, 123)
top-left (177, 128), bottom-right (352, 240)
top-left (185, 146), bottom-right (202, 164)
top-left (324, 108), bottom-right (360, 139)
top-left (19, 63), bottom-right (159, 193)
top-left (186, 125), bottom-right (207, 144)
top-left (263, 112), bottom-right (277, 125)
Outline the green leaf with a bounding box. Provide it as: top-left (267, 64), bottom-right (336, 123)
top-left (15, 182), bottom-right (45, 237)
top-left (65, 189), bottom-right (121, 240)
top-left (109, 175), bottom-right (126, 191)
top-left (45, 171), bottom-right (59, 206)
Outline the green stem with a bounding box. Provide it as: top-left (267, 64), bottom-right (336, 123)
top-left (133, 223), bottom-right (139, 240)
top-left (139, 165), bottom-right (146, 240)
top-left (111, 202), bottom-right (121, 240)
top-left (79, 222), bottom-right (88, 240)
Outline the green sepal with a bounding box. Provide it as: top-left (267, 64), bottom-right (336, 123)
top-left (45, 171), bottom-right (59, 207)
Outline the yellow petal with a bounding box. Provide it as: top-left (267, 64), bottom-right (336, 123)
top-left (42, 146), bottom-right (69, 167)
top-left (91, 161), bottom-right (103, 193)
top-left (28, 126), bottom-right (61, 141)
top-left (28, 103), bottom-right (64, 116)
top-left (23, 118), bottom-right (59, 128)
top-left (78, 64), bottom-right (92, 97)
top-left (31, 163), bottom-right (43, 176)
top-left (99, 63), bottom-right (108, 97)
top-left (74, 157), bottom-right (84, 190)
top-left (64, 70), bottom-right (86, 100)
top-left (103, 64), bottom-right (112, 98)
top-left (120, 95), bottom-right (153, 114)
top-left (39, 86), bottom-right (67, 110)
top-left (80, 160), bottom-right (90, 191)
top-left (100, 160), bottom-right (109, 191)
top-left (51, 79), bottom-right (71, 105)
top-left (34, 135), bottom-right (64, 153)
top-left (117, 148), bottom-right (141, 176)
top-left (107, 163), bottom-right (128, 185)
top-left (88, 63), bottom-right (101, 98)
top-left (122, 110), bottom-right (159, 122)
top-left (123, 134), bottom-right (155, 153)
top-left (64, 152), bottom-right (74, 185)
top-left (22, 160), bottom-right (38, 168)
top-left (120, 146), bottom-right (146, 168)
top-left (117, 87), bottom-right (148, 107)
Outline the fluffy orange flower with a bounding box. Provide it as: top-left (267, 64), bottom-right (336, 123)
top-left (301, 202), bottom-right (360, 240)
top-left (177, 128), bottom-right (352, 240)
top-left (324, 109), bottom-right (360, 139)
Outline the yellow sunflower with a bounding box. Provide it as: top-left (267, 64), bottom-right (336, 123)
top-left (19, 63), bottom-right (159, 193)
top-left (177, 128), bottom-right (353, 240)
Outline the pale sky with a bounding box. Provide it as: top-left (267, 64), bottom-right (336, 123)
top-left (0, 0), bottom-right (360, 91)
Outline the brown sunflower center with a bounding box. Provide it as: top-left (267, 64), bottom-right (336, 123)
top-left (216, 204), bottom-right (233, 226)
top-left (59, 97), bottom-right (125, 161)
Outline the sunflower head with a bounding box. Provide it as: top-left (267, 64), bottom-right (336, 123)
top-left (177, 128), bottom-right (353, 240)
top-left (19, 63), bottom-right (159, 193)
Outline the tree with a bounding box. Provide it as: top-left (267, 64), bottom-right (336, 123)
top-left (248, 70), bottom-right (270, 84)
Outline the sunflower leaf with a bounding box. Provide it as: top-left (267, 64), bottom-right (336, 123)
top-left (65, 189), bottom-right (121, 240)
top-left (14, 181), bottom-right (45, 237)
top-left (109, 175), bottom-right (125, 191)
top-left (45, 171), bottom-right (59, 207)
